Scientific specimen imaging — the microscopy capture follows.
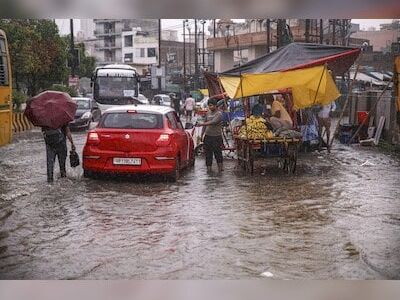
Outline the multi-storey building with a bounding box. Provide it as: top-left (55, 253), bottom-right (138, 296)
top-left (93, 19), bottom-right (158, 65)
top-left (207, 19), bottom-right (355, 72)
top-left (121, 28), bottom-right (158, 75)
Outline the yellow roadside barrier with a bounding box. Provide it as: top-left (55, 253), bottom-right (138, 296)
top-left (12, 112), bottom-right (34, 133)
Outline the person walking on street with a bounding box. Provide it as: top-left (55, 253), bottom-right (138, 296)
top-left (171, 93), bottom-right (181, 117)
top-left (317, 101), bottom-right (336, 152)
top-left (42, 124), bottom-right (75, 183)
top-left (184, 94), bottom-right (196, 122)
top-left (196, 98), bottom-right (224, 173)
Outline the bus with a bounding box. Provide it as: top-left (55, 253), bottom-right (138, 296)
top-left (91, 64), bottom-right (140, 113)
top-left (0, 29), bottom-right (12, 147)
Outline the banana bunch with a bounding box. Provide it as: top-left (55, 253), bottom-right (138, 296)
top-left (238, 116), bottom-right (274, 139)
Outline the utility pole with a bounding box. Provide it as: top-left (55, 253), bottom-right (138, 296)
top-left (266, 19), bottom-right (270, 53)
top-left (320, 19), bottom-right (324, 44)
top-left (158, 19), bottom-right (161, 67)
top-left (187, 24), bottom-right (192, 80)
top-left (305, 19), bottom-right (310, 43)
top-left (158, 19), bottom-right (162, 93)
top-left (70, 19), bottom-right (76, 77)
top-left (183, 20), bottom-right (186, 93)
top-left (201, 20), bottom-right (206, 70)
top-left (213, 19), bottom-right (216, 72)
top-left (194, 19), bottom-right (199, 90)
top-left (277, 19), bottom-right (286, 48)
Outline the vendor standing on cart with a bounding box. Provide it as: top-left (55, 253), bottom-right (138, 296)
top-left (196, 98), bottom-right (224, 174)
top-left (266, 95), bottom-right (293, 132)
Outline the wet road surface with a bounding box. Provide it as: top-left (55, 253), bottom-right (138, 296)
top-left (0, 129), bottom-right (399, 279)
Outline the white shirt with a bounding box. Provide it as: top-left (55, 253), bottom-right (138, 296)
top-left (318, 102), bottom-right (336, 119)
top-left (185, 97), bottom-right (195, 111)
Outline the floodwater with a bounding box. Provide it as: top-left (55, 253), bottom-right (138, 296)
top-left (0, 129), bottom-right (399, 279)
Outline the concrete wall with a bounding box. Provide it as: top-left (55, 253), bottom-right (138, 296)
top-left (214, 49), bottom-right (234, 72)
top-left (349, 90), bottom-right (395, 138)
top-left (351, 29), bottom-right (400, 52)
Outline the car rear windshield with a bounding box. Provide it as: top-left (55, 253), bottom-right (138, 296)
top-left (99, 112), bottom-right (164, 129)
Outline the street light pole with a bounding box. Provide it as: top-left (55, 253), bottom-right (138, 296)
top-left (183, 20), bottom-right (187, 93)
top-left (70, 19), bottom-right (76, 77)
top-left (266, 18), bottom-right (270, 53)
top-left (158, 19), bottom-right (162, 93)
top-left (213, 19), bottom-right (216, 72)
top-left (186, 23), bottom-right (192, 81)
top-left (194, 19), bottom-right (199, 90)
top-left (201, 20), bottom-right (206, 69)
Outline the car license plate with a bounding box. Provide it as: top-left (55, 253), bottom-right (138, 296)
top-left (113, 158), bottom-right (141, 165)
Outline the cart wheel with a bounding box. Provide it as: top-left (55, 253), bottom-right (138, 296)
top-left (286, 145), bottom-right (298, 174)
top-left (240, 143), bottom-right (247, 171)
top-left (287, 156), bottom-right (297, 174)
top-left (278, 158), bottom-right (287, 170)
top-left (245, 145), bottom-right (254, 175)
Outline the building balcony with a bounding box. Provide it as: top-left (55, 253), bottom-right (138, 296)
top-left (95, 43), bottom-right (122, 50)
top-left (94, 19), bottom-right (119, 23)
top-left (206, 26), bottom-right (324, 51)
top-left (94, 29), bottom-right (121, 37)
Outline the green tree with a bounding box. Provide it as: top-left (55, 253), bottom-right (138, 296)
top-left (0, 19), bottom-right (68, 96)
top-left (76, 42), bottom-right (96, 78)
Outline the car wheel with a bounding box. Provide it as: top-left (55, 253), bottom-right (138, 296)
top-left (169, 157), bottom-right (180, 182)
top-left (83, 169), bottom-right (93, 178)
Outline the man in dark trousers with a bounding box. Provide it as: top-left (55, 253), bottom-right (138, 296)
top-left (196, 98), bottom-right (223, 173)
top-left (42, 124), bottom-right (75, 182)
top-left (170, 93), bottom-right (181, 117)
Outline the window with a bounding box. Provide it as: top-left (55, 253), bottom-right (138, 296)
top-left (76, 100), bottom-right (90, 109)
top-left (134, 48), bottom-right (145, 58)
top-left (166, 112), bottom-right (177, 129)
top-left (100, 113), bottom-right (163, 129)
top-left (124, 53), bottom-right (133, 62)
top-left (147, 48), bottom-right (156, 57)
top-left (124, 35), bottom-right (133, 47)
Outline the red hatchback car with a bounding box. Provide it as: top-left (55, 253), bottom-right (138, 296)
top-left (82, 105), bottom-right (195, 181)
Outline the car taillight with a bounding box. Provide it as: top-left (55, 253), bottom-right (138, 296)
top-left (156, 133), bottom-right (171, 146)
top-left (87, 132), bottom-right (99, 145)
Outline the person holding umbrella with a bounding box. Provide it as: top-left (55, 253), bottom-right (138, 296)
top-left (42, 125), bottom-right (75, 182)
top-left (25, 91), bottom-right (78, 182)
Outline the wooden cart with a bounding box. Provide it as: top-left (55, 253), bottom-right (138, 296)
top-left (234, 136), bottom-right (301, 175)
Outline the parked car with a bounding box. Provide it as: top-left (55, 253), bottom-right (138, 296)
top-left (82, 105), bottom-right (195, 181)
top-left (152, 94), bottom-right (172, 107)
top-left (70, 97), bottom-right (102, 130)
top-left (137, 93), bottom-right (149, 104)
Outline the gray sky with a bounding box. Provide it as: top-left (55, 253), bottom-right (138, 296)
top-left (56, 19), bottom-right (395, 38)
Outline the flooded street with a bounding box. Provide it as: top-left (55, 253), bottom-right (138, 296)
top-left (0, 129), bottom-right (399, 279)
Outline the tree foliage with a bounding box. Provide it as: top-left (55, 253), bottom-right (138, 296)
top-left (76, 42), bottom-right (96, 78)
top-left (50, 84), bottom-right (78, 97)
top-left (0, 19), bottom-right (68, 96)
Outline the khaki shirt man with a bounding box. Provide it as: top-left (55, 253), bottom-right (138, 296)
top-left (270, 98), bottom-right (293, 131)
